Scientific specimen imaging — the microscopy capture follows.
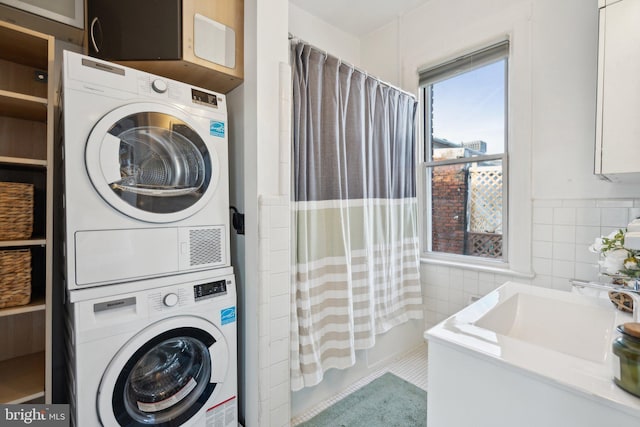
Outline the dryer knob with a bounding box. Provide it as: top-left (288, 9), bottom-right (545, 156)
top-left (163, 293), bottom-right (179, 307)
top-left (152, 79), bottom-right (168, 93)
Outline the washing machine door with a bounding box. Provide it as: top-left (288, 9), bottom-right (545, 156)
top-left (85, 102), bottom-right (222, 223)
top-left (97, 317), bottom-right (229, 426)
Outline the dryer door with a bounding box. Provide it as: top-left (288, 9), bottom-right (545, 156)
top-left (97, 317), bottom-right (229, 426)
top-left (85, 102), bottom-right (222, 223)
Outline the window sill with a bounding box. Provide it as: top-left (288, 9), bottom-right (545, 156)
top-left (420, 256), bottom-right (535, 279)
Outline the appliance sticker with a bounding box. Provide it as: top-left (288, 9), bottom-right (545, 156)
top-left (206, 396), bottom-right (237, 425)
top-left (210, 120), bottom-right (225, 138)
top-left (221, 307), bottom-right (236, 325)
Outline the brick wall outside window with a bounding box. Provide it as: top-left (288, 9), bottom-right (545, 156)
top-left (431, 164), bottom-right (468, 254)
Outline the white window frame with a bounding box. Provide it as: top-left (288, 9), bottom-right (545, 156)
top-left (416, 33), bottom-right (534, 278)
top-left (420, 41), bottom-right (509, 267)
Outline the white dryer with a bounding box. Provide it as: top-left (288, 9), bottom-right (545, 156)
top-left (66, 269), bottom-right (238, 427)
top-left (62, 51), bottom-right (230, 290)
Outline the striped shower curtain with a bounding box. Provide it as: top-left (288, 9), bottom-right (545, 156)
top-left (290, 42), bottom-right (423, 391)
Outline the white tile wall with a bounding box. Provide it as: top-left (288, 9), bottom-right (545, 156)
top-left (422, 198), bottom-right (640, 330)
top-left (258, 195), bottom-right (292, 427)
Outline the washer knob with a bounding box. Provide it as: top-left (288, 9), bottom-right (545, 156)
top-left (152, 79), bottom-right (168, 93)
top-left (163, 293), bottom-right (179, 307)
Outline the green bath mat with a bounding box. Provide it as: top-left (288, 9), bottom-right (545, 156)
top-left (297, 373), bottom-right (427, 427)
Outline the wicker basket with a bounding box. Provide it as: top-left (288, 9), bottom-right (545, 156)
top-left (0, 182), bottom-right (34, 241)
top-left (0, 249), bottom-right (31, 309)
top-left (609, 291), bottom-right (634, 313)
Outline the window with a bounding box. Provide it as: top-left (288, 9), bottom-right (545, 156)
top-left (420, 41), bottom-right (509, 263)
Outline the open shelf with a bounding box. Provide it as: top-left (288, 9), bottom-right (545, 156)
top-left (0, 351), bottom-right (45, 404)
top-left (0, 296), bottom-right (46, 318)
top-left (0, 239), bottom-right (46, 248)
top-left (0, 24), bottom-right (48, 69)
top-left (0, 90), bottom-right (47, 122)
top-left (0, 156), bottom-right (47, 168)
top-left (0, 115), bottom-right (47, 161)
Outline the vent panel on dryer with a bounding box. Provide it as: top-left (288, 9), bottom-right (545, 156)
top-left (189, 228), bottom-right (223, 266)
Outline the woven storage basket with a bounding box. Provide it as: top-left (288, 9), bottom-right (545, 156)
top-left (0, 182), bottom-right (34, 241)
top-left (609, 291), bottom-right (634, 313)
top-left (0, 249), bottom-right (31, 309)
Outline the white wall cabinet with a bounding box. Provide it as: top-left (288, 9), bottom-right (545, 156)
top-left (595, 0), bottom-right (640, 180)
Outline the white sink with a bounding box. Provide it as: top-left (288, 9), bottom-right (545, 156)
top-left (425, 281), bottom-right (640, 427)
top-left (474, 291), bottom-right (616, 363)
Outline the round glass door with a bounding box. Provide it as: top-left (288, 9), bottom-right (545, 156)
top-left (85, 103), bottom-right (221, 223)
top-left (112, 328), bottom-right (217, 426)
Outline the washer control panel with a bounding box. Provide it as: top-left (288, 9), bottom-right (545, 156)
top-left (148, 288), bottom-right (190, 312)
top-left (163, 293), bottom-right (179, 307)
top-left (194, 279), bottom-right (227, 301)
top-left (152, 79), bottom-right (168, 93)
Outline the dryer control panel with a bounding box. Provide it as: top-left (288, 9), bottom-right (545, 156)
top-left (194, 279), bottom-right (227, 301)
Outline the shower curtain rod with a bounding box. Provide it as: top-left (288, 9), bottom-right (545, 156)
top-left (288, 33), bottom-right (417, 100)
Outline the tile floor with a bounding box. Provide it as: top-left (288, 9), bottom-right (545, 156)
top-left (291, 344), bottom-right (429, 425)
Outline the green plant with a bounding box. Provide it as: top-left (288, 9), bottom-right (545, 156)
top-left (590, 229), bottom-right (640, 279)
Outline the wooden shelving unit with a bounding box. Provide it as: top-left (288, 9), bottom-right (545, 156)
top-left (0, 239), bottom-right (47, 248)
top-left (0, 90), bottom-right (48, 121)
top-left (0, 21), bottom-right (54, 404)
top-left (0, 352), bottom-right (46, 403)
top-left (0, 297), bottom-right (46, 318)
top-left (0, 156), bottom-right (48, 168)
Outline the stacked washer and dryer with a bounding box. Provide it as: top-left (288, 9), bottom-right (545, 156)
top-left (61, 51), bottom-right (238, 427)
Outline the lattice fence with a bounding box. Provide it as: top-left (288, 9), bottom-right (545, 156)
top-left (468, 166), bottom-right (502, 233)
top-left (465, 166), bottom-right (503, 258)
top-left (466, 232), bottom-right (503, 258)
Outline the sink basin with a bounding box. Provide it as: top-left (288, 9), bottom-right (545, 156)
top-left (425, 281), bottom-right (640, 427)
top-left (474, 292), bottom-right (615, 363)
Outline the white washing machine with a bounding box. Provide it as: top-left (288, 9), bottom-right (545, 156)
top-left (66, 269), bottom-right (237, 427)
top-left (62, 51), bottom-right (230, 290)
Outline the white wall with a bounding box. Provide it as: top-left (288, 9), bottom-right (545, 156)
top-left (360, 19), bottom-right (401, 86)
top-left (530, 0), bottom-right (638, 199)
top-left (362, 0), bottom-right (638, 200)
top-left (240, 0), bottom-right (290, 426)
top-left (288, 3), bottom-right (361, 67)
top-left (358, 0), bottom-right (640, 326)
top-left (363, 0), bottom-right (537, 280)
